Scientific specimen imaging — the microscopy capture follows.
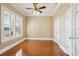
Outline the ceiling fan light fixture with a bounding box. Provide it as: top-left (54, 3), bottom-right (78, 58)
top-left (26, 3), bottom-right (46, 15)
top-left (32, 10), bottom-right (40, 15)
top-left (36, 11), bottom-right (40, 15)
top-left (32, 10), bottom-right (37, 15)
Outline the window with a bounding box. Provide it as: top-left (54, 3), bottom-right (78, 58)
top-left (1, 6), bottom-right (22, 43)
top-left (10, 14), bottom-right (16, 37)
top-left (3, 10), bottom-right (11, 38)
top-left (15, 16), bottom-right (22, 36)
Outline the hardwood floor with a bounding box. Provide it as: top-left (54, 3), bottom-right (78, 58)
top-left (0, 40), bottom-right (69, 56)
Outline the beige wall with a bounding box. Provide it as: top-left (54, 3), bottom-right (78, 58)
top-left (26, 16), bottom-right (53, 38)
top-left (0, 3), bottom-right (26, 49)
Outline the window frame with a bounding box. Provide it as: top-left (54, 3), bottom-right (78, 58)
top-left (1, 5), bottom-right (23, 43)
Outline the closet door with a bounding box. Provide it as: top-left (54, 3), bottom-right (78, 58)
top-left (65, 7), bottom-right (73, 55)
top-left (71, 3), bottom-right (78, 56)
top-left (70, 3), bottom-right (79, 56)
top-left (75, 9), bottom-right (79, 56)
top-left (75, 4), bottom-right (79, 56)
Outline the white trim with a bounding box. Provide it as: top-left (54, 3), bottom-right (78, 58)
top-left (52, 39), bottom-right (70, 55)
top-left (52, 3), bottom-right (61, 16)
top-left (25, 38), bottom-right (53, 40)
top-left (11, 3), bottom-right (26, 16)
top-left (0, 38), bottom-right (26, 54)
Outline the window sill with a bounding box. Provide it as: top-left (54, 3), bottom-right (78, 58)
top-left (1, 34), bottom-right (22, 43)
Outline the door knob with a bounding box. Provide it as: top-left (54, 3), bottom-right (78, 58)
top-left (69, 37), bottom-right (79, 39)
top-left (69, 37), bottom-right (73, 39)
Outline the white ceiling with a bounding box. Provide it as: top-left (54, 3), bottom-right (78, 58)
top-left (12, 3), bottom-right (60, 16)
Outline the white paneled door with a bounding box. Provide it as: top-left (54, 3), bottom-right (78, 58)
top-left (75, 4), bottom-right (79, 56)
top-left (65, 7), bottom-right (73, 56)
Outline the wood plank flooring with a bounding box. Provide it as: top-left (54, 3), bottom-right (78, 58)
top-left (0, 40), bottom-right (69, 56)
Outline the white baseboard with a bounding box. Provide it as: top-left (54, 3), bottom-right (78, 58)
top-left (52, 39), bottom-right (70, 55)
top-left (26, 38), bottom-right (52, 40)
top-left (0, 38), bottom-right (26, 54)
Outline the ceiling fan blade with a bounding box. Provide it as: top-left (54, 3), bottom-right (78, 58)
top-left (26, 8), bottom-right (33, 9)
top-left (38, 10), bottom-right (42, 13)
top-left (39, 6), bottom-right (46, 9)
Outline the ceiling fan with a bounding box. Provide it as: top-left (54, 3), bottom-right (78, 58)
top-left (26, 3), bottom-right (46, 14)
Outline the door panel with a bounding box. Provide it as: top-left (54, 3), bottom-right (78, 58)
top-left (65, 7), bottom-right (73, 55)
top-left (75, 4), bottom-right (79, 55)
